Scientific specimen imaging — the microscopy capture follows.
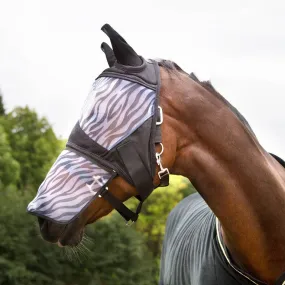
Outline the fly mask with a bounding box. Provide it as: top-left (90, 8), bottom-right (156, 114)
top-left (27, 24), bottom-right (169, 225)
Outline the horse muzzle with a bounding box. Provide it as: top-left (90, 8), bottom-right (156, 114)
top-left (38, 217), bottom-right (83, 247)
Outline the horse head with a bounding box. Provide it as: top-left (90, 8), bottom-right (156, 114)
top-left (28, 24), bottom-right (179, 247)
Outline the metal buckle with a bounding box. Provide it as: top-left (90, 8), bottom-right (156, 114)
top-left (158, 168), bottom-right (170, 179)
top-left (156, 143), bottom-right (169, 181)
top-left (156, 106), bottom-right (163, 125)
top-left (126, 220), bottom-right (134, 227)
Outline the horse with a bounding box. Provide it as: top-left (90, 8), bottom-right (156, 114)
top-left (27, 24), bottom-right (285, 285)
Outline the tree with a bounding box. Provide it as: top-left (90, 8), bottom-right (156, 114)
top-left (0, 187), bottom-right (157, 285)
top-left (80, 215), bottom-right (157, 285)
top-left (0, 125), bottom-right (20, 187)
top-left (126, 175), bottom-right (196, 282)
top-left (0, 90), bottom-right (5, 116)
top-left (130, 175), bottom-right (195, 254)
top-left (0, 97), bottom-right (197, 284)
top-left (3, 107), bottom-right (62, 190)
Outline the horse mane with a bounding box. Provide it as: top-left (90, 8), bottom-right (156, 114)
top-left (157, 59), bottom-right (256, 136)
top-left (156, 59), bottom-right (186, 74)
top-left (269, 153), bottom-right (285, 168)
top-left (157, 60), bottom-right (285, 168)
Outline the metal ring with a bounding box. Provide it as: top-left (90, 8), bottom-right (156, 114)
top-left (156, 143), bottom-right (164, 156)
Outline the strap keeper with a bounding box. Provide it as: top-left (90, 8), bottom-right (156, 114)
top-left (156, 106), bottom-right (163, 125)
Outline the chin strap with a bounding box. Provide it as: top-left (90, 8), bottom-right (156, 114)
top-left (99, 186), bottom-right (142, 225)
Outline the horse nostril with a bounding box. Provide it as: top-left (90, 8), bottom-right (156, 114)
top-left (38, 217), bottom-right (52, 241)
top-left (38, 217), bottom-right (47, 231)
top-left (37, 218), bottom-right (66, 243)
top-left (38, 217), bottom-right (51, 237)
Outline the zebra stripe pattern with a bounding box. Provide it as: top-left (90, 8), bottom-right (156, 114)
top-left (27, 76), bottom-right (156, 223)
top-left (27, 150), bottom-right (111, 223)
top-left (79, 77), bottom-right (156, 150)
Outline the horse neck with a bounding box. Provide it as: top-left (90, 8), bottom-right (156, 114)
top-left (162, 70), bottom-right (285, 283)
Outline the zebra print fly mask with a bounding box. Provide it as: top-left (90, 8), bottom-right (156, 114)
top-left (27, 58), bottom-right (168, 224)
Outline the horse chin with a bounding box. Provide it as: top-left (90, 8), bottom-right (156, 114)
top-left (57, 223), bottom-right (84, 247)
top-left (38, 217), bottom-right (85, 248)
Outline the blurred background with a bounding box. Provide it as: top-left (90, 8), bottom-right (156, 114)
top-left (0, 0), bottom-right (284, 284)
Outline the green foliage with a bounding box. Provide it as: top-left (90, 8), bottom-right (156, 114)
top-left (80, 215), bottom-right (157, 285)
top-left (0, 92), bottom-right (5, 116)
top-left (128, 176), bottom-right (195, 253)
top-left (3, 107), bottom-right (61, 190)
top-left (136, 176), bottom-right (192, 250)
top-left (0, 93), bottom-right (197, 284)
top-left (0, 175), bottom-right (194, 285)
top-left (0, 188), bottom-right (156, 285)
top-left (126, 175), bottom-right (196, 281)
top-left (0, 125), bottom-right (20, 187)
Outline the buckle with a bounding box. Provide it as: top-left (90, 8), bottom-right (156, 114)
top-left (156, 143), bottom-right (170, 182)
top-left (156, 106), bottom-right (163, 125)
top-left (158, 168), bottom-right (170, 179)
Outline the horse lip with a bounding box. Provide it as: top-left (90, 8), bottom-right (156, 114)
top-left (57, 221), bottom-right (84, 247)
top-left (38, 217), bottom-right (67, 243)
top-left (58, 231), bottom-right (83, 247)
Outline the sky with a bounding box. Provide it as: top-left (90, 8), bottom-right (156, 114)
top-left (0, 0), bottom-right (284, 158)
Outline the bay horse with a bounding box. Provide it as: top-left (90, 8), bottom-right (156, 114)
top-left (28, 24), bottom-right (285, 285)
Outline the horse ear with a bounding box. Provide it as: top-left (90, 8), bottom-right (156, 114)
top-left (101, 42), bottom-right (116, 67)
top-left (101, 24), bottom-right (142, 66)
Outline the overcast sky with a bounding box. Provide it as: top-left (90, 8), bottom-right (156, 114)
top-left (0, 0), bottom-right (284, 158)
